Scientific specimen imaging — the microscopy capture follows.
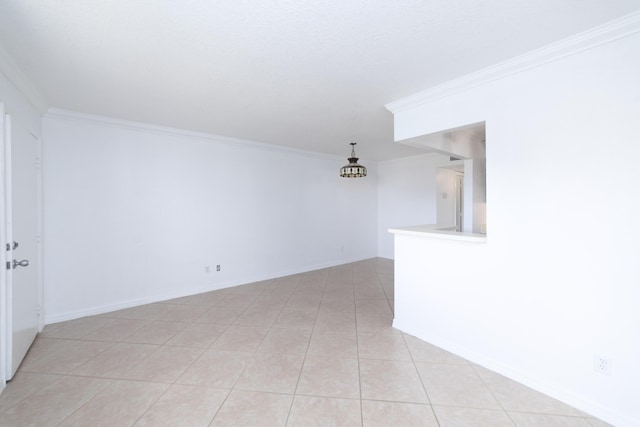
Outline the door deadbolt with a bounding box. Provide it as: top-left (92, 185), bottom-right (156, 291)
top-left (12, 259), bottom-right (29, 268)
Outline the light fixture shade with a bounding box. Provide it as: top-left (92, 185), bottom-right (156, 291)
top-left (340, 143), bottom-right (367, 178)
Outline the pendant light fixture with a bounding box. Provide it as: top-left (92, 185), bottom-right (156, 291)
top-left (339, 142), bottom-right (367, 178)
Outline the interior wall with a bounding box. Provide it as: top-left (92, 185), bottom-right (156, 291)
top-left (42, 112), bottom-right (379, 323)
top-left (435, 168), bottom-right (457, 227)
top-left (377, 153), bottom-right (446, 259)
top-left (390, 30), bottom-right (640, 426)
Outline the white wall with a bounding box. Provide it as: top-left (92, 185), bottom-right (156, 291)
top-left (389, 26), bottom-right (640, 427)
top-left (43, 112), bottom-right (378, 322)
top-left (377, 153), bottom-right (447, 259)
top-left (435, 167), bottom-right (457, 227)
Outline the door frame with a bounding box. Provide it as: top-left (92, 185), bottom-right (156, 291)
top-left (0, 106), bottom-right (44, 389)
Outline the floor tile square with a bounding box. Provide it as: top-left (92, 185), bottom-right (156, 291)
top-left (307, 330), bottom-right (357, 358)
top-left (287, 395), bottom-right (361, 427)
top-left (432, 406), bottom-right (516, 427)
top-left (362, 400), bottom-right (439, 427)
top-left (177, 349), bottom-right (252, 388)
top-left (235, 352), bottom-right (304, 394)
top-left (210, 390), bottom-right (292, 427)
top-left (296, 356), bottom-right (360, 398)
top-left (123, 345), bottom-right (204, 382)
top-left (134, 384), bottom-right (228, 427)
top-left (57, 380), bottom-right (168, 426)
top-left (359, 359), bottom-right (428, 403)
top-left (210, 325), bottom-right (269, 352)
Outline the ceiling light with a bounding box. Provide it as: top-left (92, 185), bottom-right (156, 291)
top-left (339, 143), bottom-right (367, 178)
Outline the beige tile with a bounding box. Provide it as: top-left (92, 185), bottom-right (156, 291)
top-left (404, 334), bottom-right (469, 364)
top-left (307, 330), bottom-right (357, 358)
top-left (19, 337), bottom-right (72, 366)
top-left (320, 297), bottom-right (356, 313)
top-left (210, 325), bottom-right (269, 352)
top-left (19, 340), bottom-right (112, 374)
top-left (161, 304), bottom-right (210, 322)
top-left (217, 293), bottom-right (257, 308)
top-left (40, 317), bottom-right (114, 339)
top-left (273, 308), bottom-right (318, 329)
top-left (210, 390), bottom-right (292, 427)
top-left (508, 412), bottom-right (593, 427)
top-left (195, 306), bottom-right (244, 324)
top-left (354, 286), bottom-right (388, 300)
top-left (356, 313), bottom-right (394, 331)
top-left (249, 294), bottom-right (289, 310)
top-left (358, 329), bottom-right (411, 360)
top-left (297, 356), bottom-right (360, 398)
top-left (235, 352), bottom-right (304, 393)
top-left (233, 307), bottom-right (281, 327)
top-left (0, 376), bottom-right (112, 426)
top-left (314, 310), bottom-right (356, 332)
top-left (134, 384), bottom-right (228, 426)
top-left (183, 291), bottom-right (228, 306)
top-left (57, 380), bottom-right (168, 427)
top-left (0, 372), bottom-right (60, 413)
top-left (71, 342), bottom-right (158, 378)
top-left (123, 320), bottom-right (188, 344)
top-left (286, 295), bottom-right (322, 311)
top-left (107, 303), bottom-right (177, 320)
top-left (433, 406), bottom-right (515, 427)
top-left (474, 365), bottom-right (582, 416)
top-left (165, 322), bottom-right (228, 348)
top-left (359, 359), bottom-right (428, 403)
top-left (416, 363), bottom-right (501, 410)
top-left (258, 327), bottom-right (311, 355)
top-left (287, 395), bottom-right (361, 427)
top-left (177, 349), bottom-right (252, 388)
top-left (362, 400), bottom-right (439, 427)
top-left (81, 318), bottom-right (150, 342)
top-left (124, 345), bottom-right (204, 382)
top-left (355, 298), bottom-right (393, 315)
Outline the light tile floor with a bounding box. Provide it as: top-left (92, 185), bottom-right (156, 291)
top-left (0, 258), bottom-right (611, 426)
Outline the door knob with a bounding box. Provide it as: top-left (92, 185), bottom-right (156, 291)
top-left (12, 259), bottom-right (29, 268)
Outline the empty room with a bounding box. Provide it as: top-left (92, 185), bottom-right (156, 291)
top-left (0, 1), bottom-right (639, 426)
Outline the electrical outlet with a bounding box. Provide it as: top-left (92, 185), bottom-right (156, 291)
top-left (593, 355), bottom-right (612, 376)
top-left (216, 265), bottom-right (221, 272)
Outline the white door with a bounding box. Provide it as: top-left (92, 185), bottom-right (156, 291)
top-left (4, 113), bottom-right (40, 380)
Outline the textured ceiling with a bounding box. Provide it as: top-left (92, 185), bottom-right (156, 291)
top-left (0, 1), bottom-right (638, 160)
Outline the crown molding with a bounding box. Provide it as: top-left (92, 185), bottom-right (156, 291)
top-left (0, 44), bottom-right (48, 114)
top-left (44, 108), bottom-right (350, 162)
top-left (386, 10), bottom-right (640, 114)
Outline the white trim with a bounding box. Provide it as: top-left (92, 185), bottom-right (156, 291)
top-left (45, 108), bottom-right (356, 163)
top-left (0, 46), bottom-right (48, 115)
top-left (44, 255), bottom-right (372, 324)
top-left (385, 10), bottom-right (640, 113)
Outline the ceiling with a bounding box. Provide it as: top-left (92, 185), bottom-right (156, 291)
top-left (0, 1), bottom-right (637, 161)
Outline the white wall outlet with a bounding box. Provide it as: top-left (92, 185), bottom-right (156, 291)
top-left (216, 265), bottom-right (221, 272)
top-left (593, 354), bottom-right (612, 376)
